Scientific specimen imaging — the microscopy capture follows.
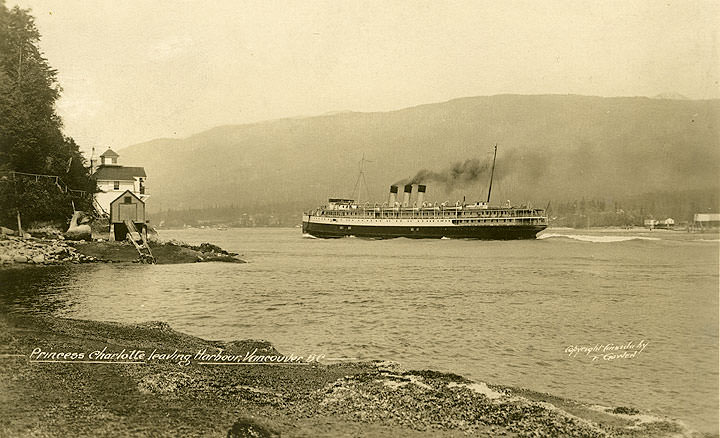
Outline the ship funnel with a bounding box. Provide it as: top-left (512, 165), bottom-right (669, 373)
top-left (402, 184), bottom-right (412, 207)
top-left (417, 184), bottom-right (426, 207)
top-left (388, 185), bottom-right (398, 206)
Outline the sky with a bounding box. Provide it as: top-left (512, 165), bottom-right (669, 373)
top-left (10, 0), bottom-right (720, 156)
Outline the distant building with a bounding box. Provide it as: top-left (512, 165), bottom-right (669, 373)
top-left (656, 218), bottom-right (675, 229)
top-left (692, 213), bottom-right (720, 230)
top-left (644, 218), bottom-right (675, 230)
top-left (92, 148), bottom-right (148, 215)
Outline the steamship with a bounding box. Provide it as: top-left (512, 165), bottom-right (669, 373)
top-left (302, 147), bottom-right (548, 239)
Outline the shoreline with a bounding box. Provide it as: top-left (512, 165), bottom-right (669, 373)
top-left (0, 235), bottom-right (246, 268)
top-left (159, 225), bottom-right (720, 236)
top-left (0, 312), bottom-right (703, 437)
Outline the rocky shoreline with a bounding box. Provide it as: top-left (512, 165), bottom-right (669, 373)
top-left (0, 235), bottom-right (100, 266)
top-left (0, 312), bottom-right (705, 438)
top-left (0, 235), bottom-right (245, 267)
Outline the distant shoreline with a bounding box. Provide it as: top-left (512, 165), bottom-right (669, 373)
top-left (156, 225), bottom-right (720, 235)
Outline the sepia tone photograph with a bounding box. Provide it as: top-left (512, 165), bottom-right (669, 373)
top-left (0, 1), bottom-right (718, 437)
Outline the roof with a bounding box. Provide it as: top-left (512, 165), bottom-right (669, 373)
top-left (110, 190), bottom-right (144, 205)
top-left (694, 213), bottom-right (720, 221)
top-left (93, 165), bottom-right (146, 180)
top-left (99, 148), bottom-right (119, 158)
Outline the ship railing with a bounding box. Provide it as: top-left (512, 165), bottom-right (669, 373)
top-left (309, 208), bottom-right (548, 221)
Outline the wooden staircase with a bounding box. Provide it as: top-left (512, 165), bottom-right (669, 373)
top-left (124, 220), bottom-right (155, 264)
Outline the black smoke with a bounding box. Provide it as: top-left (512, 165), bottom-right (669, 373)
top-left (395, 158), bottom-right (492, 190)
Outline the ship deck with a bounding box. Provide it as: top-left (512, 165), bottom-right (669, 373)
top-left (302, 205), bottom-right (548, 239)
top-left (305, 205), bottom-right (546, 219)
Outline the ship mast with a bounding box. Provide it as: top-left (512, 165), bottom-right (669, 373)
top-left (351, 153), bottom-right (372, 203)
top-left (486, 144), bottom-right (497, 203)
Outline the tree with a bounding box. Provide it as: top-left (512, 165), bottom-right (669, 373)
top-left (0, 1), bottom-right (95, 227)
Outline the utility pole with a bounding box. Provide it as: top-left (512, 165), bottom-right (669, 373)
top-left (11, 173), bottom-right (24, 238)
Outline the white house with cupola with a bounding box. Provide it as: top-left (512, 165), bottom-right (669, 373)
top-left (92, 148), bottom-right (149, 216)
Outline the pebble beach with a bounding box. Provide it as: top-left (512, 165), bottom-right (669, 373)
top-left (0, 312), bottom-right (702, 438)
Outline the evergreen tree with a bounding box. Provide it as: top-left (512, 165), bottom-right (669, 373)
top-left (0, 1), bottom-right (94, 227)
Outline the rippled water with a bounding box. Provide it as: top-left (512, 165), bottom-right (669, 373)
top-left (1, 228), bottom-right (718, 433)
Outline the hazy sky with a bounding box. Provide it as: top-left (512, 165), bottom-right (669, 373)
top-left (11, 0), bottom-right (720, 155)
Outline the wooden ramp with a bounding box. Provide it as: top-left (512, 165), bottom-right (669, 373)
top-left (124, 220), bottom-right (155, 264)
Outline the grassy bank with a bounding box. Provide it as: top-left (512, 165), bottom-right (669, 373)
top-left (0, 312), bottom-right (702, 438)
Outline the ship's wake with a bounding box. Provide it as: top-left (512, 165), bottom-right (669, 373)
top-left (537, 233), bottom-right (661, 243)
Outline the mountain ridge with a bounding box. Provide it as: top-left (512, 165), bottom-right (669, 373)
top-left (121, 93), bottom-right (715, 149)
top-left (118, 94), bottom-right (720, 219)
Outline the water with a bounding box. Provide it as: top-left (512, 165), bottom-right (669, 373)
top-left (1, 228), bottom-right (718, 433)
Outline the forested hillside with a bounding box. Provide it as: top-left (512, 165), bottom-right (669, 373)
top-left (120, 94), bottom-right (719, 226)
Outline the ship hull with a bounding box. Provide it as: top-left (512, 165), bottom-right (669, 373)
top-left (302, 220), bottom-right (546, 240)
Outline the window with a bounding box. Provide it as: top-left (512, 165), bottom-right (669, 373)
top-left (113, 181), bottom-right (120, 190)
top-left (123, 197), bottom-right (132, 204)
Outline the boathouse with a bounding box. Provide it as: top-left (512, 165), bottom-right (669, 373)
top-left (109, 190), bottom-right (147, 241)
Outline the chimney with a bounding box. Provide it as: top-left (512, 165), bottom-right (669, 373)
top-left (403, 184), bottom-right (412, 207)
top-left (417, 184), bottom-right (426, 207)
top-left (388, 185), bottom-right (398, 206)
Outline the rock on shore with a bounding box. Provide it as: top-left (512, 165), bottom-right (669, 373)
top-left (72, 239), bottom-right (246, 264)
top-left (0, 235), bottom-right (99, 266)
top-left (0, 313), bottom-right (702, 438)
top-left (0, 235), bottom-right (245, 266)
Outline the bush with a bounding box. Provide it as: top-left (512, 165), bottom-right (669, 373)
top-left (0, 178), bottom-right (90, 228)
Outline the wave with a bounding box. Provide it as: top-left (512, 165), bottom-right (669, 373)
top-left (301, 233), bottom-right (318, 239)
top-left (538, 233), bottom-right (661, 243)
